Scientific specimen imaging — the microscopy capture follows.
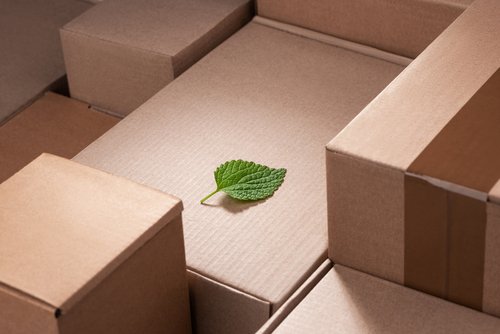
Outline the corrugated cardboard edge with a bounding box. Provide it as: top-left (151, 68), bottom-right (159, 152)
top-left (256, 259), bottom-right (332, 334)
top-left (252, 16), bottom-right (412, 66)
top-left (2, 154), bottom-right (183, 314)
top-left (187, 269), bottom-right (270, 334)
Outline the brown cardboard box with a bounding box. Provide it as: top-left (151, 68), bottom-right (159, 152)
top-left (256, 0), bottom-right (472, 59)
top-left (327, 0), bottom-right (500, 316)
top-left (73, 18), bottom-right (405, 333)
top-left (60, 0), bottom-right (253, 116)
top-left (270, 264), bottom-right (500, 333)
top-left (0, 0), bottom-right (91, 123)
top-left (0, 154), bottom-right (191, 334)
top-left (0, 92), bottom-right (119, 183)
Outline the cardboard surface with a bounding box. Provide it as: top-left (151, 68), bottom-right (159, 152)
top-left (188, 270), bottom-right (270, 334)
top-left (273, 265), bottom-right (500, 333)
top-left (328, 0), bottom-right (500, 172)
top-left (0, 0), bottom-right (91, 122)
top-left (327, 0), bottom-right (500, 316)
top-left (74, 21), bottom-right (404, 331)
top-left (61, 0), bottom-right (253, 115)
top-left (408, 68), bottom-right (500, 193)
top-left (483, 203), bottom-right (500, 316)
top-left (256, 260), bottom-right (332, 334)
top-left (256, 0), bottom-right (471, 59)
top-left (0, 154), bottom-right (189, 333)
top-left (0, 92), bottom-right (119, 184)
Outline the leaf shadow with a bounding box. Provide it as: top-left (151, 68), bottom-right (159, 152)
top-left (202, 195), bottom-right (267, 213)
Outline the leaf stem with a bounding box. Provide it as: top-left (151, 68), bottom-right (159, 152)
top-left (200, 189), bottom-right (219, 204)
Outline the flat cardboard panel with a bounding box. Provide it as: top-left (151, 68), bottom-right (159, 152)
top-left (257, 0), bottom-right (470, 58)
top-left (0, 286), bottom-right (58, 334)
top-left (328, 0), bottom-right (500, 172)
top-left (58, 217), bottom-right (191, 334)
top-left (404, 176), bottom-right (448, 298)
top-left (408, 69), bottom-right (500, 193)
top-left (188, 270), bottom-right (269, 334)
top-left (61, 29), bottom-right (173, 115)
top-left (273, 265), bottom-right (500, 333)
top-left (404, 177), bottom-right (487, 310)
top-left (74, 20), bottom-right (404, 324)
top-left (0, 0), bottom-right (90, 122)
top-left (0, 92), bottom-right (118, 183)
top-left (327, 152), bottom-right (405, 283)
top-left (483, 203), bottom-right (500, 316)
top-left (61, 0), bottom-right (253, 114)
top-left (0, 154), bottom-right (182, 310)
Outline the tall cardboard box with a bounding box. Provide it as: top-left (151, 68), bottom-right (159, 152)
top-left (0, 154), bottom-right (191, 333)
top-left (327, 0), bottom-right (500, 316)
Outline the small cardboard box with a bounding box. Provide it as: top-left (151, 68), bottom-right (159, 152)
top-left (0, 154), bottom-right (191, 334)
top-left (327, 0), bottom-right (500, 317)
top-left (60, 0), bottom-right (253, 116)
top-left (271, 265), bottom-right (500, 333)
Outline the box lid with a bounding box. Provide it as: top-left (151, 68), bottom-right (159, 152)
top-left (0, 154), bottom-right (182, 313)
top-left (62, 0), bottom-right (251, 57)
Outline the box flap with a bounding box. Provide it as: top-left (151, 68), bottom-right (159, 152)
top-left (327, 0), bottom-right (500, 172)
top-left (62, 0), bottom-right (251, 57)
top-left (0, 154), bottom-right (182, 312)
top-left (407, 68), bottom-right (500, 196)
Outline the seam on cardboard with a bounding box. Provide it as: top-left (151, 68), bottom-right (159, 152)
top-left (253, 16), bottom-right (412, 66)
top-left (61, 27), bottom-right (173, 60)
top-left (186, 268), bottom-right (270, 306)
top-left (327, 149), bottom-right (407, 174)
top-left (256, 259), bottom-right (333, 334)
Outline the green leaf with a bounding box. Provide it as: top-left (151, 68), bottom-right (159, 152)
top-left (200, 160), bottom-right (287, 204)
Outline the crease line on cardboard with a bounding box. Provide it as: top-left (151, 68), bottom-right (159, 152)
top-left (0, 282), bottom-right (56, 312)
top-left (406, 172), bottom-right (488, 202)
top-left (253, 16), bottom-right (412, 66)
top-left (186, 267), bottom-right (269, 306)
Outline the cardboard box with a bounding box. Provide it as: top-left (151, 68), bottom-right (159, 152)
top-left (60, 0), bottom-right (253, 116)
top-left (327, 0), bottom-right (500, 316)
top-left (73, 18), bottom-right (405, 333)
top-left (0, 0), bottom-right (91, 123)
top-left (256, 0), bottom-right (471, 59)
top-left (0, 154), bottom-right (191, 334)
top-left (0, 92), bottom-right (119, 184)
top-left (271, 265), bottom-right (500, 333)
